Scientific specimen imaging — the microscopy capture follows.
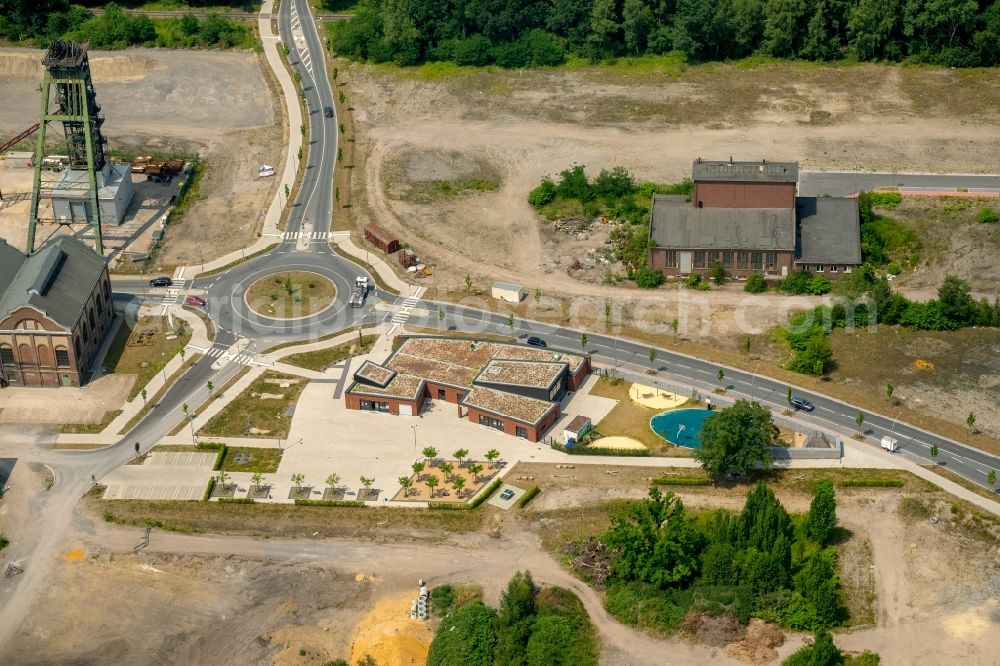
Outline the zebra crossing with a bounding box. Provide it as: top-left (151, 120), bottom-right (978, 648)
top-left (200, 345), bottom-right (261, 367)
top-left (391, 295), bottom-right (422, 325)
top-left (282, 230), bottom-right (331, 242)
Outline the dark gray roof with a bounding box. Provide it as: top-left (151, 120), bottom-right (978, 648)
top-left (649, 195), bottom-right (795, 250)
top-left (693, 160), bottom-right (798, 183)
top-left (795, 197), bottom-right (862, 265)
top-left (0, 235), bottom-right (107, 330)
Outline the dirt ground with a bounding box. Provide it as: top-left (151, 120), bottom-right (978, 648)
top-left (344, 60), bottom-right (1000, 301)
top-left (0, 47), bottom-right (283, 269)
top-left (9, 462), bottom-right (997, 665)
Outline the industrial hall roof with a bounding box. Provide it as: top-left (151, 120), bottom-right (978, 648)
top-left (692, 159), bottom-right (799, 183)
top-left (795, 197), bottom-right (863, 265)
top-left (0, 235), bottom-right (107, 331)
top-left (649, 195), bottom-right (796, 251)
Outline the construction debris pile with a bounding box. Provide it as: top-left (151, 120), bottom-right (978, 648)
top-left (566, 536), bottom-right (614, 589)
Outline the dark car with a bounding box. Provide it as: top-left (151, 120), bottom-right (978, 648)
top-left (526, 336), bottom-right (547, 348)
top-left (185, 295), bottom-right (207, 307)
top-left (324, 106), bottom-right (334, 118)
top-left (790, 396), bottom-right (815, 412)
top-left (149, 277), bottom-right (173, 288)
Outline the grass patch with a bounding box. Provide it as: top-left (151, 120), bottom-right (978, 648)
top-left (102, 315), bottom-right (192, 400)
top-left (199, 371), bottom-right (307, 438)
top-left (281, 335), bottom-right (377, 371)
top-left (58, 409), bottom-right (123, 434)
top-left (218, 446), bottom-right (283, 473)
top-left (430, 583), bottom-right (483, 616)
top-left (245, 271), bottom-right (336, 319)
top-left (922, 464), bottom-right (999, 503)
top-left (88, 496), bottom-right (486, 540)
top-left (838, 478), bottom-right (905, 488)
top-left (421, 177), bottom-right (500, 199)
top-left (652, 474), bottom-right (711, 486)
top-left (588, 376), bottom-right (695, 456)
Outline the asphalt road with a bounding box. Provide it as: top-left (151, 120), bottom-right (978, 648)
top-left (799, 170), bottom-right (1000, 197)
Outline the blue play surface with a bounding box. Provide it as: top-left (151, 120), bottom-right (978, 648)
top-left (650, 408), bottom-right (712, 449)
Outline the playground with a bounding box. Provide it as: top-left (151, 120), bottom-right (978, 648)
top-left (650, 408), bottom-right (712, 449)
top-left (628, 383), bottom-right (688, 410)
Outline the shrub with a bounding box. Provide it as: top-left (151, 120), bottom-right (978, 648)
top-left (429, 478), bottom-right (503, 510)
top-left (293, 499), bottom-right (366, 507)
top-left (217, 497), bottom-right (255, 504)
top-left (867, 192), bottom-right (902, 209)
top-left (652, 475), bottom-right (711, 486)
top-left (710, 261), bottom-right (729, 285)
top-left (517, 486), bottom-right (541, 507)
top-left (426, 602), bottom-right (498, 666)
top-left (633, 266), bottom-right (664, 289)
top-left (686, 273), bottom-right (710, 290)
top-left (976, 207), bottom-right (999, 224)
top-left (197, 441), bottom-right (228, 471)
top-left (885, 261), bottom-right (902, 275)
top-left (744, 272), bottom-right (768, 293)
top-left (550, 442), bottom-right (651, 457)
top-left (779, 270), bottom-right (829, 295)
top-left (838, 478), bottom-right (904, 488)
top-left (202, 477), bottom-right (216, 501)
top-left (528, 178), bottom-right (556, 207)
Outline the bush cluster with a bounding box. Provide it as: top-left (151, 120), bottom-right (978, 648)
top-left (838, 478), bottom-right (904, 488)
top-left (517, 486), bottom-right (541, 507)
top-left (550, 441), bottom-right (651, 457)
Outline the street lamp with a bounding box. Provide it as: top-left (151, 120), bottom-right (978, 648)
top-left (889, 410), bottom-right (902, 438)
top-left (411, 424), bottom-right (417, 453)
top-left (750, 362), bottom-right (761, 401)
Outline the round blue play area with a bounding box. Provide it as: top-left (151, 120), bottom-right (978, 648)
top-left (650, 408), bottom-right (712, 449)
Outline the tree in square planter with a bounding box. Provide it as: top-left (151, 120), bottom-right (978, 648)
top-left (288, 472), bottom-right (311, 500)
top-left (212, 471), bottom-right (237, 498)
top-left (324, 473), bottom-right (345, 500)
top-left (359, 475), bottom-right (378, 501)
top-left (249, 472), bottom-right (270, 499)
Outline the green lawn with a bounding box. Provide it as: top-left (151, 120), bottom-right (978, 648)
top-left (200, 371), bottom-right (306, 438)
top-left (281, 335), bottom-right (378, 371)
top-left (219, 446), bottom-right (283, 473)
top-left (102, 315), bottom-right (192, 400)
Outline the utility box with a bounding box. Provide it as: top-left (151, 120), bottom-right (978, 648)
top-left (491, 281), bottom-right (524, 303)
top-left (880, 436), bottom-right (899, 452)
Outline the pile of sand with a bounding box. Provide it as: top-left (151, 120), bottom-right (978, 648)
top-left (348, 592), bottom-right (433, 666)
top-left (723, 619), bottom-right (784, 664)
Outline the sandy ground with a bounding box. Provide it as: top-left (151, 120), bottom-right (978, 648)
top-left (344, 61), bottom-right (1000, 302)
top-left (0, 47), bottom-right (283, 268)
top-left (5, 462), bottom-right (998, 665)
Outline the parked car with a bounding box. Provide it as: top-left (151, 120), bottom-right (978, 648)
top-left (324, 106), bottom-right (334, 118)
top-left (185, 295), bottom-right (206, 306)
top-left (148, 277), bottom-right (173, 287)
top-left (499, 488), bottom-right (515, 501)
top-left (790, 396), bottom-right (815, 412)
top-left (526, 336), bottom-right (547, 348)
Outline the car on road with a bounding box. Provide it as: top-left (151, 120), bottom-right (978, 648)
top-left (790, 396), bottom-right (815, 412)
top-left (148, 277), bottom-right (173, 287)
top-left (526, 336), bottom-right (547, 348)
top-left (323, 106), bottom-right (334, 118)
top-left (499, 488), bottom-right (515, 501)
top-left (185, 295), bottom-right (206, 306)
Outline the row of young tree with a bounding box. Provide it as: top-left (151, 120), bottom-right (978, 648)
top-left (427, 571), bottom-right (598, 666)
top-left (0, 1), bottom-right (253, 49)
top-left (329, 0), bottom-right (1000, 68)
top-left (602, 480), bottom-right (844, 633)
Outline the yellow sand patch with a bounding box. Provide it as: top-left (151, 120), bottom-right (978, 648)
top-left (63, 548), bottom-right (86, 562)
top-left (941, 600), bottom-right (998, 639)
top-left (349, 592), bottom-right (433, 666)
top-left (915, 359), bottom-right (934, 370)
top-left (629, 383), bottom-right (688, 410)
top-left (592, 436), bottom-right (648, 451)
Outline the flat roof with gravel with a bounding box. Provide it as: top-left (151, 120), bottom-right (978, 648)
top-left (354, 360), bottom-right (396, 387)
top-left (462, 387), bottom-right (557, 425)
top-left (475, 359), bottom-right (566, 389)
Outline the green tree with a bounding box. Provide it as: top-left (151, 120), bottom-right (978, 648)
top-left (494, 570), bottom-right (536, 664)
top-left (632, 266), bottom-right (664, 289)
top-left (326, 472), bottom-right (341, 490)
top-left (966, 411), bottom-right (976, 432)
top-left (593, 166), bottom-right (636, 199)
top-left (743, 337), bottom-right (751, 356)
top-left (251, 471), bottom-right (265, 489)
top-left (399, 476), bottom-right (413, 496)
top-left (140, 388), bottom-right (147, 405)
top-left (716, 368), bottom-right (725, 388)
top-left (360, 475), bottom-right (375, 493)
top-left (930, 444), bottom-right (939, 465)
top-left (787, 386), bottom-right (794, 407)
top-left (763, 0), bottom-right (810, 57)
top-left (528, 177), bottom-right (557, 207)
top-left (885, 383), bottom-right (894, 403)
top-left (622, 0), bottom-right (654, 54)
top-left (696, 400), bottom-right (777, 481)
top-left (291, 472), bottom-right (305, 489)
top-left (425, 474), bottom-right (439, 497)
top-left (426, 602), bottom-right (498, 666)
top-left (788, 333), bottom-right (834, 376)
top-left (206, 380), bottom-right (214, 396)
top-left (648, 347), bottom-right (657, 372)
top-left (452, 448), bottom-right (469, 467)
top-left (855, 410), bottom-right (865, 436)
top-left (805, 479), bottom-right (837, 545)
top-left (938, 275), bottom-right (976, 325)
top-left (745, 272), bottom-right (768, 293)
top-left (411, 461), bottom-right (425, 478)
top-left (439, 462), bottom-right (454, 482)
top-left (467, 463), bottom-right (484, 483)
top-left (710, 260), bottom-right (729, 285)
top-left (580, 332), bottom-right (588, 351)
top-left (422, 446), bottom-right (438, 460)
top-left (485, 448), bottom-right (500, 467)
top-left (588, 0), bottom-right (623, 56)
top-left (452, 475), bottom-right (466, 497)
top-left (987, 469), bottom-right (997, 489)
top-left (464, 274), bottom-right (473, 292)
top-left (783, 628), bottom-right (845, 665)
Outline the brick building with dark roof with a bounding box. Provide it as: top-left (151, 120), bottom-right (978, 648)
top-left (344, 336), bottom-right (590, 441)
top-left (648, 159), bottom-right (861, 280)
top-left (0, 236), bottom-right (114, 387)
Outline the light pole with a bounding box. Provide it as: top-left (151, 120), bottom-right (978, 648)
top-left (411, 424), bottom-right (417, 453)
top-left (187, 413), bottom-right (196, 445)
top-left (889, 410), bottom-right (902, 438)
top-left (750, 362), bottom-right (760, 401)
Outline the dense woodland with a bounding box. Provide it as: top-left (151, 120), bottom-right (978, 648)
top-left (330, 0), bottom-right (1000, 67)
top-left (0, 1), bottom-right (255, 48)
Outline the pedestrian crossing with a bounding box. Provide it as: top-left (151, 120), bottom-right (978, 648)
top-left (391, 295), bottom-right (422, 324)
top-left (282, 230), bottom-right (331, 242)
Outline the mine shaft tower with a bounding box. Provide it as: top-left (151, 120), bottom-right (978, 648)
top-left (28, 40), bottom-right (109, 255)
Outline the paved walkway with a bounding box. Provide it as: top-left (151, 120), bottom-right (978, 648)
top-left (332, 234), bottom-right (411, 293)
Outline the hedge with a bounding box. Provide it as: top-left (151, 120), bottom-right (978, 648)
top-left (293, 499), bottom-right (367, 507)
top-left (838, 478), bottom-right (904, 488)
top-left (217, 497), bottom-right (255, 504)
top-left (517, 486), bottom-right (540, 507)
top-left (652, 476), bottom-right (711, 486)
top-left (550, 442), bottom-right (651, 457)
top-left (429, 478), bottom-right (503, 510)
top-left (197, 441), bottom-right (228, 471)
top-left (202, 476), bottom-right (216, 501)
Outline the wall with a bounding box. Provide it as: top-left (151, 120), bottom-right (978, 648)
top-left (566, 358), bottom-right (591, 392)
top-left (423, 381), bottom-right (466, 404)
top-left (466, 404), bottom-right (561, 442)
top-left (694, 181), bottom-right (796, 209)
top-left (344, 391), bottom-right (424, 415)
top-left (650, 248), bottom-right (794, 279)
top-left (768, 441), bottom-right (844, 460)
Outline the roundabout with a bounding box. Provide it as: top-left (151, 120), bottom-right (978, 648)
top-left (244, 270), bottom-right (335, 320)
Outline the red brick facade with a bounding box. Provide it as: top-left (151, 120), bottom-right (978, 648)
top-left (694, 181), bottom-right (796, 209)
top-left (466, 403), bottom-right (561, 442)
top-left (649, 248), bottom-right (797, 280)
top-left (343, 391), bottom-right (425, 416)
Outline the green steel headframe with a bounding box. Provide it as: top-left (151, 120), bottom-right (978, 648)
top-left (28, 40), bottom-right (108, 255)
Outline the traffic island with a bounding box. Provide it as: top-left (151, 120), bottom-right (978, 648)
top-left (245, 271), bottom-right (335, 319)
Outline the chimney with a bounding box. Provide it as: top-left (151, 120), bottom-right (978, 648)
top-left (729, 156), bottom-right (733, 164)
top-left (696, 157), bottom-right (701, 164)
top-left (762, 158), bottom-right (767, 164)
